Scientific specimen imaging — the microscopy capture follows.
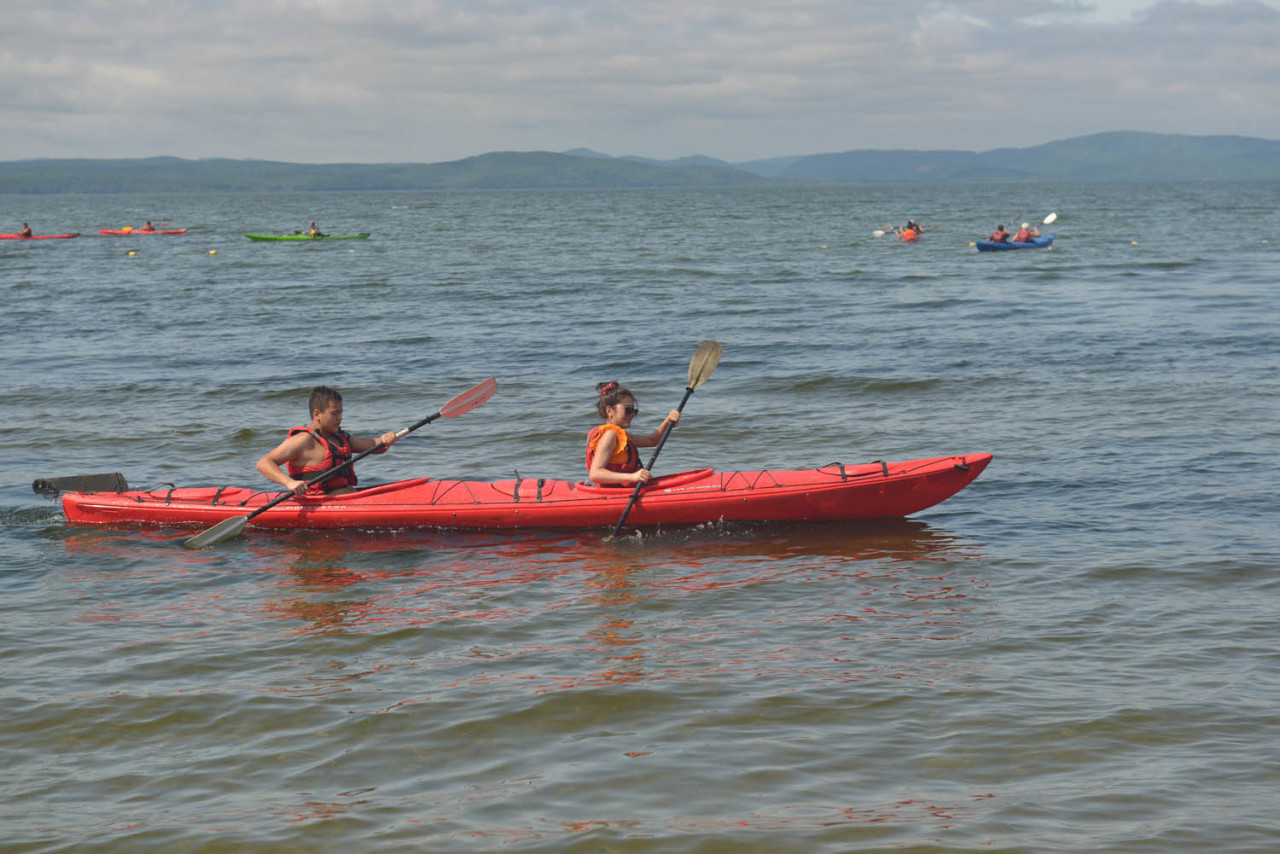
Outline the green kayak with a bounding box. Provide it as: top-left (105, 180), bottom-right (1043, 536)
top-left (244, 233), bottom-right (370, 242)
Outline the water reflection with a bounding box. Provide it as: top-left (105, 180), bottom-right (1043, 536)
top-left (57, 517), bottom-right (983, 623)
top-left (237, 517), bottom-right (982, 633)
top-left (55, 519), bottom-right (989, 695)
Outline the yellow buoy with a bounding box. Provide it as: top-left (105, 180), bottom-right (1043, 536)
top-left (209, 249), bottom-right (217, 255)
top-left (1131, 240), bottom-right (1138, 245)
top-left (127, 250), bottom-right (137, 256)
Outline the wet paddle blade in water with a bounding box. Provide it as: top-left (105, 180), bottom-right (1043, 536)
top-left (182, 516), bottom-right (247, 550)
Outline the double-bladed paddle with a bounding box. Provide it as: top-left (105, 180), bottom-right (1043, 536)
top-left (606, 340), bottom-right (722, 541)
top-left (182, 377), bottom-right (497, 549)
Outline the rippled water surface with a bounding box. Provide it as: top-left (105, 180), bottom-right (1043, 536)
top-left (2, 182), bottom-right (1278, 852)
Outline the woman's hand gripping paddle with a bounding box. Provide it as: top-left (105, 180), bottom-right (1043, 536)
top-left (606, 341), bottom-right (722, 541)
top-left (182, 377), bottom-right (497, 549)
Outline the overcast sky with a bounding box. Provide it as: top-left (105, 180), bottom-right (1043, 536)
top-left (2, 0), bottom-right (1277, 164)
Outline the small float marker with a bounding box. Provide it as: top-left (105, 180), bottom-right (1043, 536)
top-left (127, 250), bottom-right (137, 256)
top-left (209, 249), bottom-right (217, 255)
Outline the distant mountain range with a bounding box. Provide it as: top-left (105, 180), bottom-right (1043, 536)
top-left (2, 132), bottom-right (1277, 193)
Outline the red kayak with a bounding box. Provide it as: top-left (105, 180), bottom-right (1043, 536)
top-left (59, 454), bottom-right (991, 532)
top-left (0, 233), bottom-right (79, 240)
top-left (99, 228), bottom-right (186, 235)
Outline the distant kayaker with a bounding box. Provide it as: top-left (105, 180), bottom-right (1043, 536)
top-left (256, 385), bottom-right (399, 496)
top-left (19, 223), bottom-right (32, 238)
top-left (308, 221), bottom-right (325, 237)
top-left (895, 220), bottom-right (922, 241)
top-left (1013, 222), bottom-right (1041, 243)
top-left (586, 381), bottom-right (680, 487)
top-left (141, 221), bottom-right (156, 232)
top-left (989, 225), bottom-right (1011, 244)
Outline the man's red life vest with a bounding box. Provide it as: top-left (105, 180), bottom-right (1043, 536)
top-left (585, 423), bottom-right (640, 481)
top-left (990, 231), bottom-right (1009, 243)
top-left (286, 427), bottom-right (356, 494)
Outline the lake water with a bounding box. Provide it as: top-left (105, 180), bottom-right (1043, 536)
top-left (2, 182), bottom-right (1278, 852)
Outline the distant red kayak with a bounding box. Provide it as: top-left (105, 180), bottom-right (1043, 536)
top-left (0, 233), bottom-right (79, 240)
top-left (99, 228), bottom-right (186, 236)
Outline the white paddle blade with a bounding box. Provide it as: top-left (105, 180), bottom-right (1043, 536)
top-left (688, 340), bottom-right (723, 389)
top-left (872, 230), bottom-right (886, 237)
top-left (1043, 212), bottom-right (1057, 225)
top-left (440, 377), bottom-right (497, 419)
top-left (183, 516), bottom-right (247, 550)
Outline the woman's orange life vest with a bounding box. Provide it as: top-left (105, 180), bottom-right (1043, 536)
top-left (1014, 229), bottom-right (1033, 242)
top-left (901, 228), bottom-right (920, 242)
top-left (286, 427), bottom-right (357, 495)
top-left (585, 423), bottom-right (640, 480)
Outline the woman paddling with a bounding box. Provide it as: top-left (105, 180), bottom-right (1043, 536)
top-left (586, 381), bottom-right (680, 486)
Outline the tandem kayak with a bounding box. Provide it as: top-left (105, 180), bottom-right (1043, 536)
top-left (59, 453), bottom-right (991, 533)
top-left (975, 234), bottom-right (1055, 252)
top-left (244, 233), bottom-right (370, 241)
top-left (99, 228), bottom-right (186, 235)
top-left (0, 233), bottom-right (79, 240)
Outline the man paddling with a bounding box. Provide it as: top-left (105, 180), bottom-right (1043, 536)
top-left (256, 386), bottom-right (399, 496)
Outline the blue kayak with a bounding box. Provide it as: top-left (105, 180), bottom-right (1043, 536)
top-left (975, 234), bottom-right (1055, 252)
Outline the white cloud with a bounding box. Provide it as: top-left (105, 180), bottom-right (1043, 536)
top-left (0, 0), bottom-right (1277, 162)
